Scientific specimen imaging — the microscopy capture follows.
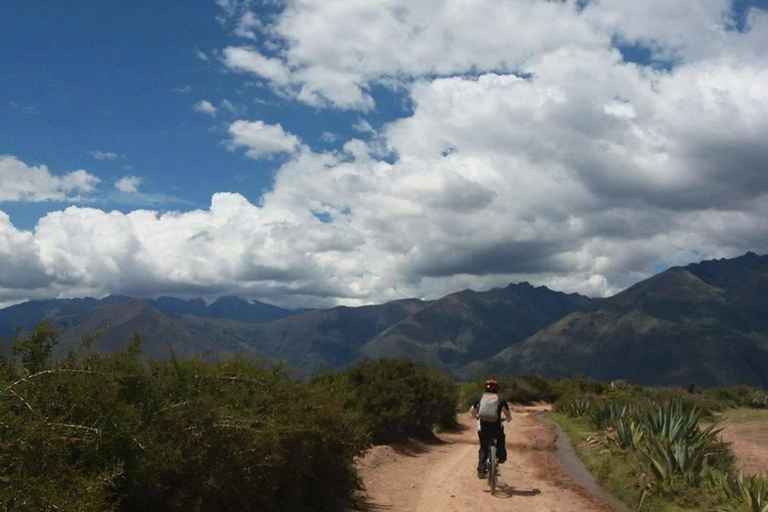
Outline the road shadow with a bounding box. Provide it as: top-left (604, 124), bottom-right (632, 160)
top-left (348, 495), bottom-right (394, 511)
top-left (390, 431), bottom-right (455, 456)
top-left (437, 420), bottom-right (470, 435)
top-left (483, 482), bottom-right (541, 499)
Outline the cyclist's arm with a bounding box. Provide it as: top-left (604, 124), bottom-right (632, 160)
top-left (469, 398), bottom-right (480, 419)
top-left (501, 402), bottom-right (512, 422)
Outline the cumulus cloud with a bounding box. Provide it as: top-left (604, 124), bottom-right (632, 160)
top-left (193, 100), bottom-right (218, 116)
top-left (0, 155), bottom-right (100, 202)
top-left (227, 120), bottom-right (301, 158)
top-left (115, 176), bottom-right (142, 193)
top-left (3, 0), bottom-right (768, 307)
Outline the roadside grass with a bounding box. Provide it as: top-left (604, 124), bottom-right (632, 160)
top-left (550, 412), bottom-right (721, 512)
top-left (721, 408), bottom-right (768, 424)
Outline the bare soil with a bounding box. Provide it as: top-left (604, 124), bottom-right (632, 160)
top-left (717, 409), bottom-right (768, 477)
top-left (352, 405), bottom-right (613, 512)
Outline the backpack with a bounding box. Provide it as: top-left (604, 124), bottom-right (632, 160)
top-left (477, 393), bottom-right (501, 422)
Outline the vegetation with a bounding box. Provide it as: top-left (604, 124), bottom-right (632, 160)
top-left (312, 358), bottom-right (458, 444)
top-left (0, 324), bottom-right (457, 511)
top-left (552, 382), bottom-right (768, 511)
top-left (458, 373), bottom-right (561, 409)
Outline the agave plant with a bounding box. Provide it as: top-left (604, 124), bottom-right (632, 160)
top-left (555, 398), bottom-right (592, 417)
top-left (741, 391), bottom-right (768, 410)
top-left (588, 402), bottom-right (633, 429)
top-left (645, 398), bottom-right (712, 444)
top-left (613, 417), bottom-right (645, 449)
top-left (641, 398), bottom-right (723, 484)
top-left (719, 472), bottom-right (768, 512)
top-left (643, 436), bottom-right (714, 484)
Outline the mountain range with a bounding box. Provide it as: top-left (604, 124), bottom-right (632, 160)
top-left (1, 252), bottom-right (767, 386)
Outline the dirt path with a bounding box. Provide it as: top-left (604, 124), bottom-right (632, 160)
top-left (354, 406), bottom-right (614, 512)
top-left (717, 409), bottom-right (768, 477)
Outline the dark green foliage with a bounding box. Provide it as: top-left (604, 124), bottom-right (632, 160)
top-left (1, 327), bottom-right (367, 512)
top-left (11, 322), bottom-right (59, 374)
top-left (588, 402), bottom-right (634, 429)
top-left (554, 398), bottom-right (591, 417)
top-left (740, 390), bottom-right (768, 409)
top-left (717, 472), bottom-right (768, 512)
top-left (314, 359), bottom-right (458, 444)
top-left (459, 373), bottom-right (561, 410)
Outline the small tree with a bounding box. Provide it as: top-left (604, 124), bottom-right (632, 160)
top-left (12, 322), bottom-right (59, 374)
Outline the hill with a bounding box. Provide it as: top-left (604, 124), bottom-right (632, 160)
top-left (0, 296), bottom-right (131, 338)
top-left (0, 295), bottom-right (297, 340)
top-left (45, 296), bottom-right (432, 376)
top-left (52, 299), bottom-right (264, 360)
top-left (0, 283), bottom-right (590, 377)
top-left (149, 295), bottom-right (296, 323)
top-left (358, 282), bottom-right (592, 370)
top-left (480, 253), bottom-right (768, 387)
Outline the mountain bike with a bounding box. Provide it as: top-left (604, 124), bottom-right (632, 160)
top-left (485, 437), bottom-right (499, 495)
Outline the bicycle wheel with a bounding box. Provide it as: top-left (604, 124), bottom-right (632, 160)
top-left (488, 444), bottom-right (497, 495)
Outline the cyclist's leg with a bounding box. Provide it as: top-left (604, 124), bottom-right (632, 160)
top-left (497, 428), bottom-right (507, 463)
top-left (477, 428), bottom-right (490, 476)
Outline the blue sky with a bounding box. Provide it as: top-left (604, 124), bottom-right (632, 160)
top-left (1, 0), bottom-right (768, 307)
top-left (1, 0), bottom-right (409, 229)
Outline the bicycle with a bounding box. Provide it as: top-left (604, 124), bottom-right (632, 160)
top-left (485, 436), bottom-right (499, 495)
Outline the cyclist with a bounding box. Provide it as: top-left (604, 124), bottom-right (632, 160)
top-left (469, 379), bottom-right (511, 479)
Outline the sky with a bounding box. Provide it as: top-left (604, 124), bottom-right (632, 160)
top-left (1, 0), bottom-right (768, 308)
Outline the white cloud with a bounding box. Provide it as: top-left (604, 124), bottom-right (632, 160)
top-left (90, 150), bottom-right (119, 160)
top-left (234, 10), bottom-right (262, 40)
top-left (352, 119), bottom-right (375, 135)
top-left (320, 131), bottom-right (337, 143)
top-left (196, 49), bottom-right (210, 62)
top-left (193, 100), bottom-right (218, 116)
top-left (223, 47), bottom-right (292, 86)
top-left (221, 99), bottom-right (238, 114)
top-left (115, 176), bottom-right (142, 193)
top-left (222, 0), bottom-right (606, 109)
top-left (3, 1), bottom-right (768, 307)
top-left (0, 155), bottom-right (100, 202)
top-left (227, 120), bottom-right (301, 158)
top-left (0, 212), bottom-right (51, 289)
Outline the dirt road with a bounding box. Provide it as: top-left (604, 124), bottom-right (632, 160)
top-left (717, 409), bottom-right (768, 477)
top-left (355, 406), bottom-right (613, 512)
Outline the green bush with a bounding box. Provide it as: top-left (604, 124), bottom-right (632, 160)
top-left (460, 374), bottom-right (561, 410)
top-left (314, 358), bottom-right (458, 444)
top-left (1, 326), bottom-right (366, 512)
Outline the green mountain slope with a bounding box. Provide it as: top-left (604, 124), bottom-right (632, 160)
top-left (358, 282), bottom-right (592, 370)
top-left (481, 253), bottom-right (768, 387)
top-left (48, 297), bottom-right (431, 376)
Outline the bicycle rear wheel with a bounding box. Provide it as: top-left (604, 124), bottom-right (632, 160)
top-left (488, 445), bottom-right (497, 495)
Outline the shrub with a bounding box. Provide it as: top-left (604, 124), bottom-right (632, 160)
top-left (1, 325), bottom-right (367, 512)
top-left (315, 358), bottom-right (459, 444)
